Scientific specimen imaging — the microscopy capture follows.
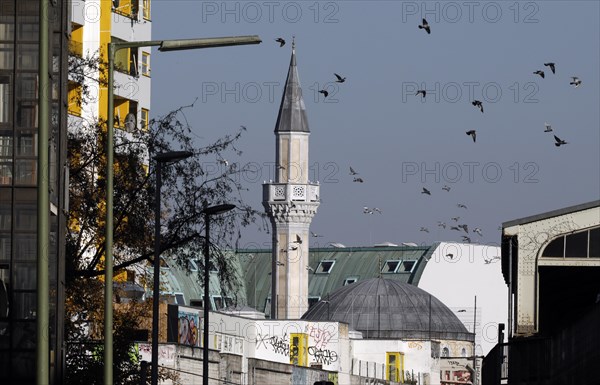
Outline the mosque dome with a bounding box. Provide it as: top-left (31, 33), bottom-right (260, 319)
top-left (301, 278), bottom-right (473, 341)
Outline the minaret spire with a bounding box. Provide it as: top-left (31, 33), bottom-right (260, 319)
top-left (263, 42), bottom-right (320, 320)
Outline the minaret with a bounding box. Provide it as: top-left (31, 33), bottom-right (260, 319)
top-left (263, 40), bottom-right (320, 319)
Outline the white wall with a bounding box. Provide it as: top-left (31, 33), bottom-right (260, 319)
top-left (418, 242), bottom-right (508, 356)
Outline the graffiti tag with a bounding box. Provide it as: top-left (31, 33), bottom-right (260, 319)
top-left (308, 346), bottom-right (338, 365)
top-left (308, 325), bottom-right (333, 349)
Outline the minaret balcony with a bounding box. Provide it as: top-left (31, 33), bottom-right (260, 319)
top-left (263, 182), bottom-right (320, 203)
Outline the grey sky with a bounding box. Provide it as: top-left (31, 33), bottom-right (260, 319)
top-left (150, 1), bottom-right (600, 249)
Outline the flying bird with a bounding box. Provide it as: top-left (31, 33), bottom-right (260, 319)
top-left (450, 226), bottom-right (461, 231)
top-left (363, 207), bottom-right (373, 214)
top-left (473, 228), bottom-right (483, 236)
top-left (544, 62), bottom-right (556, 74)
top-left (451, 216), bottom-right (460, 222)
top-left (418, 18), bottom-right (431, 34)
top-left (554, 135), bottom-right (567, 147)
top-left (373, 207), bottom-right (383, 214)
top-left (421, 187), bottom-right (431, 195)
top-left (446, 253), bottom-right (454, 259)
top-left (420, 227), bottom-right (430, 233)
top-left (437, 221), bottom-right (447, 229)
top-left (466, 130), bottom-right (477, 143)
top-left (275, 37), bottom-right (286, 47)
top-left (353, 177), bottom-right (364, 183)
top-left (570, 76), bottom-right (582, 87)
top-left (457, 309), bottom-right (466, 313)
top-left (240, 125), bottom-right (247, 131)
top-left (457, 203), bottom-right (468, 209)
top-left (544, 122), bottom-right (552, 132)
top-left (334, 73), bottom-right (346, 83)
top-left (293, 234), bottom-right (302, 244)
top-left (311, 231), bottom-right (323, 237)
top-left (458, 224), bottom-right (469, 234)
top-left (533, 70), bottom-right (545, 78)
top-left (349, 166), bottom-right (359, 175)
top-left (319, 89), bottom-right (329, 98)
top-left (442, 185), bottom-right (451, 192)
top-left (472, 100), bottom-right (484, 113)
top-left (461, 236), bottom-right (472, 243)
top-left (416, 90), bottom-right (426, 98)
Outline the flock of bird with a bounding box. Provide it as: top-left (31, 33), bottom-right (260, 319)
top-left (415, 18), bottom-right (581, 147)
top-left (272, 20), bottom-right (585, 247)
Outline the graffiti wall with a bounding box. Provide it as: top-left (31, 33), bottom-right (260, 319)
top-left (178, 308), bottom-right (201, 347)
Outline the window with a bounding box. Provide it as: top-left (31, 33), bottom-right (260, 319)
top-left (112, 38), bottom-right (137, 76)
top-left (0, 75), bottom-right (11, 122)
top-left (174, 293), bottom-right (185, 305)
top-left (461, 347), bottom-right (467, 357)
top-left (190, 299), bottom-right (203, 308)
top-left (541, 227), bottom-right (600, 259)
top-left (382, 260), bottom-right (400, 273)
top-left (69, 23), bottom-right (83, 57)
top-left (399, 260), bottom-right (416, 273)
top-left (114, 98), bottom-right (137, 130)
top-left (140, 108), bottom-right (149, 131)
top-left (386, 352), bottom-right (404, 382)
top-left (542, 236), bottom-right (564, 257)
top-left (343, 277), bottom-right (358, 286)
top-left (113, 0), bottom-right (139, 19)
top-left (307, 296), bottom-right (320, 308)
top-left (442, 347), bottom-right (450, 357)
top-left (67, 81), bottom-right (82, 116)
top-left (565, 231), bottom-right (589, 258)
top-left (290, 333), bottom-right (307, 366)
top-left (141, 52), bottom-right (150, 76)
top-left (143, 0), bottom-right (151, 20)
top-left (315, 260), bottom-right (335, 274)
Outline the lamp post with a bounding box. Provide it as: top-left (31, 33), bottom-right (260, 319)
top-left (151, 151), bottom-right (193, 385)
top-left (202, 204), bottom-right (236, 385)
top-left (104, 35), bottom-right (261, 385)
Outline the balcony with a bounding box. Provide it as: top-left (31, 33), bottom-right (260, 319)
top-left (263, 182), bottom-right (320, 203)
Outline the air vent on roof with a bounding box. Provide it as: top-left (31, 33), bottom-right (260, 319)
top-left (374, 242), bottom-right (398, 247)
top-left (401, 242), bottom-right (419, 247)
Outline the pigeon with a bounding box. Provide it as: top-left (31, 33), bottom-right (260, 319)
top-left (311, 231), bottom-right (323, 237)
top-left (293, 234), bottom-right (302, 244)
top-left (319, 89), bottom-right (329, 98)
top-left (373, 207), bottom-right (383, 214)
top-left (418, 18), bottom-right (431, 34)
top-left (466, 130), bottom-right (477, 143)
top-left (437, 221), bottom-right (447, 229)
top-left (473, 227), bottom-right (483, 236)
top-left (442, 185), bottom-right (451, 192)
top-left (334, 73), bottom-right (346, 83)
top-left (458, 224), bottom-right (469, 234)
top-left (353, 177), bottom-right (364, 183)
top-left (240, 125), bottom-right (247, 131)
top-left (421, 187), bottom-right (431, 195)
top-left (544, 62), bottom-right (556, 74)
top-left (570, 76), bottom-right (582, 87)
top-left (544, 122), bottom-right (552, 132)
top-left (533, 70), bottom-right (545, 78)
top-left (275, 37), bottom-right (286, 47)
top-left (276, 164), bottom-right (286, 170)
top-left (416, 90), bottom-right (426, 98)
top-left (363, 207), bottom-right (373, 214)
top-left (472, 100), bottom-right (484, 113)
top-left (457, 203), bottom-right (468, 209)
top-left (420, 227), bottom-right (430, 233)
top-left (462, 236), bottom-right (472, 243)
top-left (349, 166), bottom-right (359, 175)
top-left (457, 309), bottom-right (466, 313)
top-left (451, 217), bottom-right (460, 222)
top-left (446, 253), bottom-right (454, 259)
top-left (450, 226), bottom-right (461, 231)
top-left (289, 245), bottom-right (299, 251)
top-left (554, 135), bottom-right (567, 147)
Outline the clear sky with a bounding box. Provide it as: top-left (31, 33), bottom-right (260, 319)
top-left (150, 1), bottom-right (600, 250)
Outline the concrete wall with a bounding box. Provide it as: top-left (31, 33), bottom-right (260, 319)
top-left (418, 242), bottom-right (507, 356)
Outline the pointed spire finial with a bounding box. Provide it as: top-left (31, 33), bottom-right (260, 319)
top-left (292, 36), bottom-right (295, 51)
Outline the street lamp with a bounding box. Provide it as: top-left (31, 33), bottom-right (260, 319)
top-left (202, 203), bottom-right (236, 385)
top-left (104, 35), bottom-right (260, 385)
top-left (151, 150), bottom-right (193, 385)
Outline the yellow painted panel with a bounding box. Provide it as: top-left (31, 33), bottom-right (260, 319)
top-left (290, 333), bottom-right (308, 366)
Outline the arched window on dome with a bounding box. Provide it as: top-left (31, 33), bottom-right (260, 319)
top-left (442, 347), bottom-right (450, 357)
top-left (461, 347), bottom-right (467, 357)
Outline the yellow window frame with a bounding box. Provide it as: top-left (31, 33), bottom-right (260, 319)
top-left (141, 52), bottom-right (150, 76)
top-left (143, 0), bottom-right (151, 20)
top-left (114, 97), bottom-right (130, 129)
top-left (386, 352), bottom-right (404, 383)
top-left (290, 333), bottom-right (308, 366)
top-left (140, 108), bottom-right (149, 131)
top-left (70, 23), bottom-right (84, 57)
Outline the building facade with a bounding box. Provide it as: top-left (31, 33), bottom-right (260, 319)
top-left (0, 0), bottom-right (70, 383)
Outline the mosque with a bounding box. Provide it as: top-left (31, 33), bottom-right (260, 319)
top-left (149, 42), bottom-right (513, 385)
